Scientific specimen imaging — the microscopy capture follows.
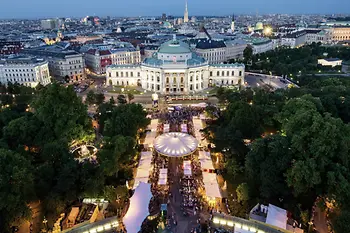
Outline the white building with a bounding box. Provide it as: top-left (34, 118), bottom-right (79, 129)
top-left (251, 39), bottom-right (273, 54)
top-left (22, 44), bottom-right (85, 82)
top-left (106, 37), bottom-right (245, 94)
top-left (318, 58), bottom-right (342, 67)
top-left (0, 56), bottom-right (51, 87)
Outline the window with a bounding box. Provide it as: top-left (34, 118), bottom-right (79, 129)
top-left (173, 77), bottom-right (176, 83)
top-left (116, 72), bottom-right (119, 77)
top-left (131, 72), bottom-right (133, 77)
top-left (190, 76), bottom-right (193, 82)
top-left (222, 71), bottom-right (225, 76)
top-left (239, 71), bottom-right (242, 76)
top-left (232, 71), bottom-right (234, 76)
top-left (109, 73), bottom-right (111, 77)
top-left (227, 71), bottom-right (229, 76)
top-left (181, 77), bottom-right (184, 83)
top-left (126, 72), bottom-right (128, 77)
top-left (157, 76), bottom-right (160, 82)
top-left (217, 71), bottom-right (220, 76)
top-left (210, 71), bottom-right (213, 76)
top-left (166, 77), bottom-right (169, 83)
top-left (138, 72), bottom-right (140, 77)
top-left (121, 72), bottom-right (123, 76)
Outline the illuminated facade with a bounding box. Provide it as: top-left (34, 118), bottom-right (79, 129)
top-left (0, 56), bottom-right (51, 87)
top-left (106, 37), bottom-right (245, 94)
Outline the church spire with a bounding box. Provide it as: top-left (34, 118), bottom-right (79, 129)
top-left (231, 13), bottom-right (235, 33)
top-left (184, 0), bottom-right (189, 23)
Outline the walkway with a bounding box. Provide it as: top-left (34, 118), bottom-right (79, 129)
top-left (167, 158), bottom-right (199, 233)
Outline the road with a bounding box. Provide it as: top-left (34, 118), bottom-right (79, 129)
top-left (245, 74), bottom-right (292, 90)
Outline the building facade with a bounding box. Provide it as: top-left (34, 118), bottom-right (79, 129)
top-left (0, 40), bottom-right (22, 55)
top-left (318, 58), bottom-right (342, 67)
top-left (187, 39), bottom-right (247, 64)
top-left (106, 37), bottom-right (245, 94)
top-left (329, 27), bottom-right (350, 41)
top-left (85, 47), bottom-right (141, 75)
top-left (22, 45), bottom-right (85, 82)
top-left (0, 56), bottom-right (51, 87)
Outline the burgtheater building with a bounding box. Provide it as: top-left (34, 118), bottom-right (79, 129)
top-left (106, 36), bottom-right (245, 94)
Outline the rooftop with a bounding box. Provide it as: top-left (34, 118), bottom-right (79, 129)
top-left (187, 39), bottom-right (226, 49)
top-left (0, 56), bottom-right (47, 65)
top-left (158, 37), bottom-right (191, 54)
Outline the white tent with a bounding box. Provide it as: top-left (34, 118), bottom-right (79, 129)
top-left (158, 168), bottom-right (168, 185)
top-left (147, 119), bottom-right (158, 132)
top-left (133, 152), bottom-right (153, 189)
top-left (164, 124), bottom-right (170, 133)
top-left (154, 132), bottom-right (198, 157)
top-left (199, 151), bottom-right (215, 171)
top-left (181, 124), bottom-right (187, 133)
top-left (203, 173), bottom-right (221, 198)
top-left (123, 182), bottom-right (153, 233)
top-left (144, 131), bottom-right (157, 148)
top-left (183, 160), bottom-right (192, 176)
top-left (266, 204), bottom-right (288, 230)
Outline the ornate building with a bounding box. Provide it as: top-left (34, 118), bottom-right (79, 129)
top-left (106, 36), bottom-right (245, 94)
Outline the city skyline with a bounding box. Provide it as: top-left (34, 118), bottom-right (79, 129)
top-left (1, 0), bottom-right (350, 19)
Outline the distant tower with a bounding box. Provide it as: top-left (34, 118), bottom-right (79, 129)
top-left (231, 14), bottom-right (235, 32)
top-left (184, 0), bottom-right (189, 23)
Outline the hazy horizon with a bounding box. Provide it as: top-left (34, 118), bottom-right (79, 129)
top-left (0, 0), bottom-right (349, 19)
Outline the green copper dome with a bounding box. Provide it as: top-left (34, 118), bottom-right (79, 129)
top-left (158, 37), bottom-right (191, 54)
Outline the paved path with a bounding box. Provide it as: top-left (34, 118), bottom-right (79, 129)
top-left (167, 158), bottom-right (199, 233)
top-left (313, 207), bottom-right (328, 233)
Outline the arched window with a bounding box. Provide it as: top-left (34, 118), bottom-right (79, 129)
top-left (166, 77), bottom-right (169, 83)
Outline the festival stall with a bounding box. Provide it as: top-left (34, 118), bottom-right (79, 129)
top-left (183, 160), bottom-right (192, 177)
top-left (133, 151), bottom-right (153, 189)
top-left (198, 151), bottom-right (215, 172)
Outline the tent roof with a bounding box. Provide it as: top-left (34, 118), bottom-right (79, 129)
top-left (154, 132), bottom-right (198, 157)
top-left (123, 182), bottom-right (153, 233)
top-left (204, 183), bottom-right (221, 198)
top-left (144, 131), bottom-right (157, 147)
top-left (266, 204), bottom-right (287, 230)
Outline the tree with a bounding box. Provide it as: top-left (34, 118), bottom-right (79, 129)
top-left (109, 96), bottom-right (116, 105)
top-left (245, 135), bottom-right (292, 199)
top-left (127, 93), bottom-right (134, 103)
top-left (103, 103), bottom-right (149, 137)
top-left (98, 135), bottom-right (136, 177)
top-left (117, 94), bottom-right (127, 104)
top-left (279, 97), bottom-right (350, 199)
top-left (0, 149), bottom-right (34, 232)
top-left (32, 83), bottom-right (94, 144)
top-left (236, 183), bottom-right (250, 202)
top-left (95, 93), bottom-right (105, 106)
top-left (333, 210), bottom-right (350, 233)
top-left (86, 90), bottom-right (96, 105)
top-left (243, 46), bottom-right (253, 62)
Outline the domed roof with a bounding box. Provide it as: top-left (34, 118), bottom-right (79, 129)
top-left (154, 132), bottom-right (198, 157)
top-left (255, 22), bottom-right (264, 30)
top-left (158, 36), bottom-right (191, 54)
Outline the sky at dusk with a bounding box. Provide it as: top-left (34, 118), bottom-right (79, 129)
top-left (0, 0), bottom-right (349, 19)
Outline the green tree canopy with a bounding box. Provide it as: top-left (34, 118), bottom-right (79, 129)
top-left (0, 149), bottom-right (34, 232)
